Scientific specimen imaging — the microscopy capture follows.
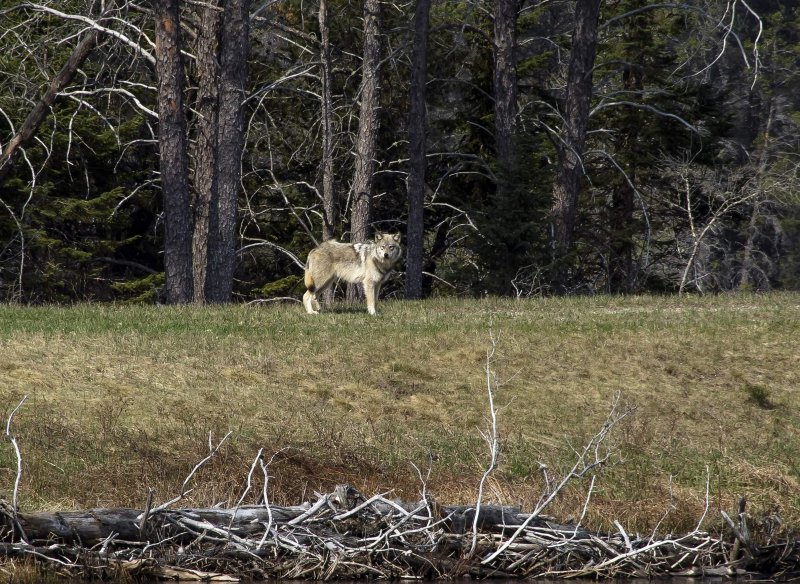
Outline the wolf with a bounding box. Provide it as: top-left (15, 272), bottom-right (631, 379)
top-left (303, 232), bottom-right (402, 315)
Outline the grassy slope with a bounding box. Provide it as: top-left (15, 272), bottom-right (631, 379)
top-left (0, 294), bottom-right (798, 533)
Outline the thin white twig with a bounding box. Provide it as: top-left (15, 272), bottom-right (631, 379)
top-left (468, 332), bottom-right (500, 558)
top-left (145, 431), bottom-right (233, 515)
top-left (5, 396), bottom-right (28, 514)
top-left (14, 3), bottom-right (156, 64)
top-left (482, 394), bottom-right (632, 564)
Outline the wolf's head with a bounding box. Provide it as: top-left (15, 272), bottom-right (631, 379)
top-left (374, 232), bottom-right (402, 263)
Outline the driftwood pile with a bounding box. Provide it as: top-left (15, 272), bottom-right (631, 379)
top-left (1, 485), bottom-right (799, 581)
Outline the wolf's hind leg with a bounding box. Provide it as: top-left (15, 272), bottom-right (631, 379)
top-left (314, 277), bottom-right (335, 308)
top-left (303, 290), bottom-right (319, 314)
top-left (305, 274), bottom-right (335, 314)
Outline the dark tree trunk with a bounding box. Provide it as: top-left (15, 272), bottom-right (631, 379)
top-left (608, 67), bottom-right (640, 294)
top-left (550, 0), bottom-right (601, 293)
top-left (608, 180), bottom-right (635, 292)
top-left (405, 0), bottom-right (431, 300)
top-left (493, 0), bottom-right (518, 175)
top-left (319, 0), bottom-right (336, 243)
top-left (489, 0), bottom-right (520, 293)
top-left (206, 0), bottom-right (250, 303)
top-left (348, 0), bottom-right (382, 301)
top-left (191, 0), bottom-right (222, 304)
top-left (154, 0), bottom-right (194, 304)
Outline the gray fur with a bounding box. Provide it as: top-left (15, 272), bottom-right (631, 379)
top-left (303, 232), bottom-right (402, 315)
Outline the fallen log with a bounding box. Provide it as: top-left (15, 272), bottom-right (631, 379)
top-left (8, 505), bottom-right (310, 545)
top-left (2, 486), bottom-right (799, 581)
top-left (11, 507), bottom-right (143, 543)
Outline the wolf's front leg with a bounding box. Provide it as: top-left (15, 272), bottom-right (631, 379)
top-left (364, 281), bottom-right (377, 315)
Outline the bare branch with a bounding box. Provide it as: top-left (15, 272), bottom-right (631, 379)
top-left (11, 2), bottom-right (156, 64)
top-left (144, 431), bottom-right (233, 516)
top-left (590, 101), bottom-right (699, 133)
top-left (482, 393), bottom-right (633, 564)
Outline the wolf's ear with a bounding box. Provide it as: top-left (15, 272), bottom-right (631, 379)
top-left (374, 232), bottom-right (384, 242)
top-left (391, 232), bottom-right (402, 243)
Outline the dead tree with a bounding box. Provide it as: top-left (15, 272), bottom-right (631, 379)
top-left (0, 7), bottom-right (110, 184)
top-left (4, 392), bottom-right (793, 580)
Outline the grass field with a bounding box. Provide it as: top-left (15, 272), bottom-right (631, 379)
top-left (1, 293), bottom-right (799, 534)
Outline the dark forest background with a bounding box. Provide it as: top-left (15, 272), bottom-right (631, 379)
top-left (0, 0), bottom-right (797, 304)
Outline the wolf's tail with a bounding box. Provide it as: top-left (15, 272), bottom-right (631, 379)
top-left (304, 260), bottom-right (316, 292)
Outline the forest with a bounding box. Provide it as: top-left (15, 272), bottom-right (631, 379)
top-left (0, 0), bottom-right (797, 304)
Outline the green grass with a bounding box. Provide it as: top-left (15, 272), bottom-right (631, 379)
top-left (1, 294), bottom-right (799, 534)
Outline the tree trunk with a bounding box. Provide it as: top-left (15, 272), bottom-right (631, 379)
top-left (206, 0), bottom-right (250, 303)
top-left (350, 0), bottom-right (382, 244)
top-left (319, 0), bottom-right (336, 243)
top-left (154, 0), bottom-right (194, 304)
top-left (488, 0), bottom-right (520, 293)
top-left (405, 0), bottom-right (431, 300)
top-left (191, 0), bottom-right (222, 304)
top-left (549, 0), bottom-right (601, 293)
top-left (348, 0), bottom-right (382, 301)
top-left (608, 180), bottom-right (635, 292)
top-left (493, 0), bottom-right (518, 176)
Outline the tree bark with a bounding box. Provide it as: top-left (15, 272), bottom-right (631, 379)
top-left (319, 0), bottom-right (336, 243)
top-left (608, 179), bottom-right (635, 292)
top-left (493, 0), bottom-right (518, 176)
top-left (488, 0), bottom-right (520, 293)
top-left (550, 0), bottom-right (601, 293)
top-left (206, 0), bottom-right (250, 303)
top-left (154, 0), bottom-right (194, 304)
top-left (348, 0), bottom-right (382, 301)
top-left (191, 0), bottom-right (223, 304)
top-left (350, 0), bottom-right (382, 244)
top-left (405, 0), bottom-right (431, 300)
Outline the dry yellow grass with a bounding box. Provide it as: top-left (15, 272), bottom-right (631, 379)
top-left (1, 293), bottom-right (799, 534)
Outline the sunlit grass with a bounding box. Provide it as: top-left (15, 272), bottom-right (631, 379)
top-left (1, 293), bottom-right (799, 533)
